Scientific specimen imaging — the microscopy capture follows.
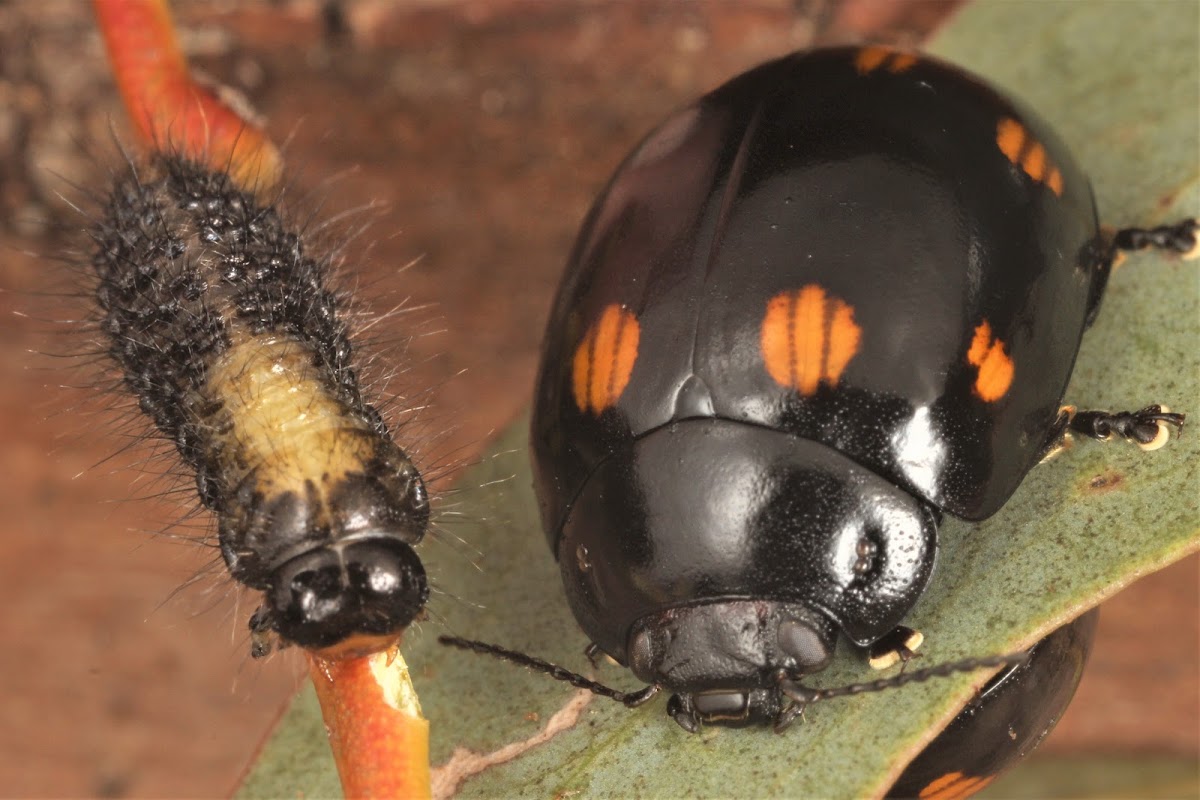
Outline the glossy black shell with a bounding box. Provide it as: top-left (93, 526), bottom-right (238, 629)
top-left (888, 610), bottom-right (1099, 799)
top-left (532, 47), bottom-right (1103, 664)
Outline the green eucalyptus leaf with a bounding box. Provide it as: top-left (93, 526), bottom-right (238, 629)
top-left (239, 1), bottom-right (1198, 798)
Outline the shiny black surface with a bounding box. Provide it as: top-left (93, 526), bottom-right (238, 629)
top-left (558, 419), bottom-right (938, 659)
top-left (266, 538), bottom-right (429, 651)
top-left (888, 609), bottom-right (1099, 798)
top-left (533, 48), bottom-right (1100, 539)
top-left (531, 47), bottom-right (1104, 727)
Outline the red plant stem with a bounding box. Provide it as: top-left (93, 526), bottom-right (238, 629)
top-left (91, 0), bottom-right (281, 191)
top-left (308, 651), bottom-right (433, 799)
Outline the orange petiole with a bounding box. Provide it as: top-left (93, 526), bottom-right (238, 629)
top-left (92, 0), bottom-right (282, 191)
top-left (308, 650), bottom-right (433, 799)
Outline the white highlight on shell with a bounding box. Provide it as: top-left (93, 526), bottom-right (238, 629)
top-left (892, 406), bottom-right (947, 499)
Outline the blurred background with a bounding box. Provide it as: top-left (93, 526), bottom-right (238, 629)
top-left (0, 1), bottom-right (1195, 796)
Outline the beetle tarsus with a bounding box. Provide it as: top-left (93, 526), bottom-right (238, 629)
top-left (1061, 405), bottom-right (1184, 451)
top-left (773, 701), bottom-right (805, 733)
top-left (1041, 404), bottom-right (1183, 456)
top-left (1111, 218), bottom-right (1199, 259)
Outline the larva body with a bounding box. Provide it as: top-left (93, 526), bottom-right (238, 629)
top-left (91, 154), bottom-right (429, 657)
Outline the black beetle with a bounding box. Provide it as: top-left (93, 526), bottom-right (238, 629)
top-left (443, 47), bottom-right (1194, 735)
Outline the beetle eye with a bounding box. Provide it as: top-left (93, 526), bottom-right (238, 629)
top-left (628, 626), bottom-right (659, 680)
top-left (778, 619), bottom-right (831, 670)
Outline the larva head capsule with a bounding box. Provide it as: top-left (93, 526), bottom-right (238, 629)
top-left (265, 536), bottom-right (429, 657)
top-left (237, 444), bottom-right (433, 659)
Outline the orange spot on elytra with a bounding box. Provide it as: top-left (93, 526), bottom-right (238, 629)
top-left (978, 346), bottom-right (1015, 401)
top-left (855, 46), bottom-right (890, 75)
top-left (761, 294), bottom-right (795, 389)
top-left (855, 46), bottom-right (918, 75)
top-left (761, 285), bottom-right (861, 396)
top-left (996, 118), bottom-right (1026, 163)
top-left (919, 771), bottom-right (996, 800)
top-left (966, 320), bottom-right (1014, 402)
top-left (571, 337), bottom-right (592, 414)
top-left (966, 320), bottom-right (993, 366)
top-left (1022, 141), bottom-right (1047, 182)
top-left (586, 306), bottom-right (620, 412)
top-left (920, 772), bottom-right (962, 797)
top-left (1046, 166), bottom-right (1064, 196)
top-left (794, 285), bottom-right (826, 395)
top-left (996, 117), bottom-right (1064, 196)
top-left (888, 52), bottom-right (918, 73)
top-left (825, 298), bottom-right (862, 385)
top-left (571, 305), bottom-right (640, 414)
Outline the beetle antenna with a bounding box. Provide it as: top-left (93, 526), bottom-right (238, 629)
top-left (778, 651), bottom-right (1029, 707)
top-left (438, 635), bottom-right (661, 707)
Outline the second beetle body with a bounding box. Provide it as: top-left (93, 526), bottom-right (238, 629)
top-left (533, 47), bottom-right (1112, 730)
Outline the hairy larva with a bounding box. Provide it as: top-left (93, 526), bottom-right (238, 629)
top-left (88, 152), bottom-right (430, 658)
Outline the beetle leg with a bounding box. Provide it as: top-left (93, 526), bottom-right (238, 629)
top-left (1053, 404), bottom-right (1184, 452)
top-left (1110, 218), bottom-right (1200, 262)
top-left (666, 693), bottom-right (701, 733)
top-left (583, 641), bottom-right (608, 668)
top-left (773, 701), bottom-right (806, 733)
top-left (1038, 406), bottom-right (1076, 463)
top-left (1086, 218), bottom-right (1197, 326)
top-left (868, 625), bottom-right (925, 671)
top-left (248, 605), bottom-right (280, 659)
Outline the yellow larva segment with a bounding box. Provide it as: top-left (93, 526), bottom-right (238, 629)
top-left (207, 332), bottom-right (375, 493)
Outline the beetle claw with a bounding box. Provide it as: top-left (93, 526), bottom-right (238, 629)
top-left (1061, 405), bottom-right (1185, 451)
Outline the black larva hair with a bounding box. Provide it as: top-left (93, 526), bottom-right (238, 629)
top-left (89, 151), bottom-right (432, 658)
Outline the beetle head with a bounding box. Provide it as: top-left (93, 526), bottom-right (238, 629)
top-left (626, 599), bottom-right (836, 731)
